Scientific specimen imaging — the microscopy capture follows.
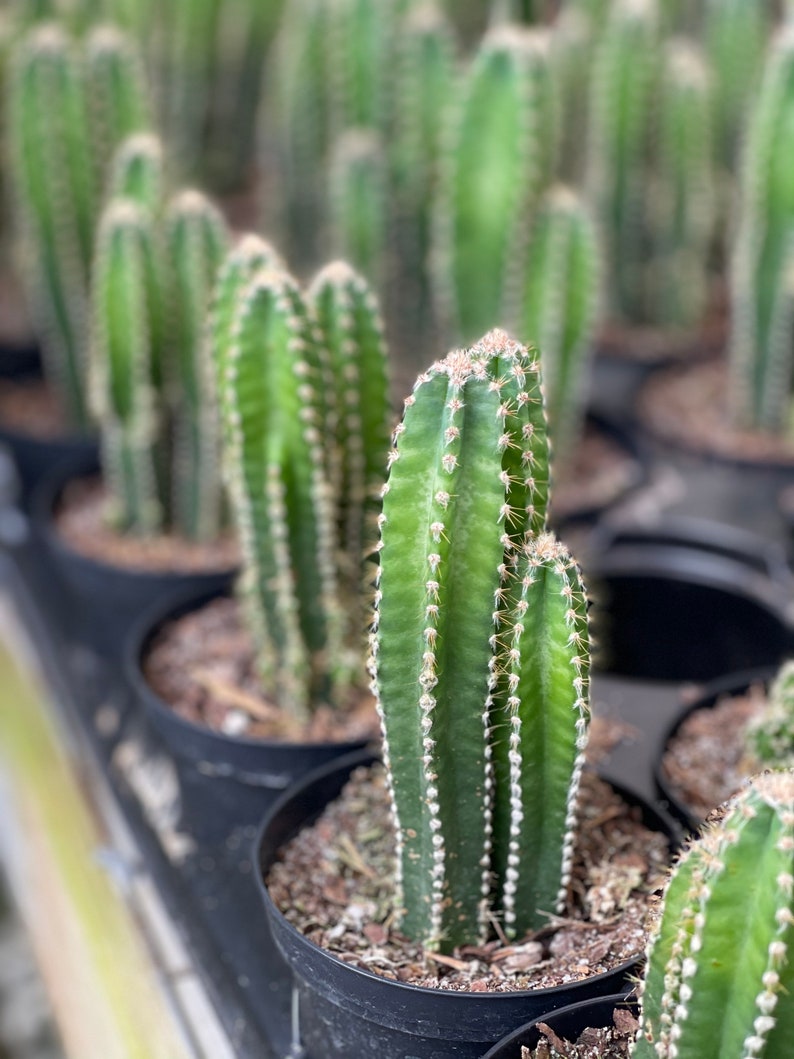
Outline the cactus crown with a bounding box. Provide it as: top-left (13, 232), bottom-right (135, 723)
top-left (746, 662), bottom-right (794, 770)
top-left (632, 770), bottom-right (794, 1058)
top-left (372, 329), bottom-right (589, 953)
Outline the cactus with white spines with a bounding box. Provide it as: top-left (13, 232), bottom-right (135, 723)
top-left (371, 330), bottom-right (590, 952)
top-left (434, 26), bottom-right (557, 345)
top-left (8, 21), bottom-right (149, 428)
top-left (729, 27), bottom-right (794, 435)
top-left (746, 662), bottom-right (794, 770)
top-left (632, 770), bottom-right (794, 1059)
top-left (214, 267), bottom-right (345, 717)
top-left (166, 191), bottom-right (229, 541)
top-left (520, 186), bottom-right (599, 463)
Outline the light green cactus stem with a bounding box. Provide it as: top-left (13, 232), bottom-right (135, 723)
top-left (327, 0), bottom-right (391, 136)
top-left (585, 0), bottom-right (660, 325)
top-left (520, 186), bottom-right (599, 463)
top-left (166, 190), bottom-right (229, 542)
top-left (371, 330), bottom-right (551, 952)
top-left (747, 662), bottom-right (794, 769)
top-left (8, 21), bottom-right (149, 428)
top-left (89, 198), bottom-right (162, 535)
top-left (729, 26), bottom-right (794, 434)
top-left (435, 25), bottom-right (557, 345)
top-left (632, 770), bottom-right (794, 1058)
top-left (217, 267), bottom-right (343, 716)
top-left (308, 261), bottom-right (390, 601)
top-left (328, 129), bottom-right (387, 290)
top-left (107, 131), bottom-right (163, 210)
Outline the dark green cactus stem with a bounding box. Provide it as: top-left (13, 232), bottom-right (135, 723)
top-left (108, 132), bottom-right (163, 212)
top-left (328, 129), bottom-right (387, 291)
top-left (218, 268), bottom-right (343, 717)
top-left (372, 330), bottom-right (550, 952)
top-left (435, 25), bottom-right (557, 344)
top-left (520, 185), bottom-right (599, 463)
top-left (585, 0), bottom-right (660, 325)
top-left (651, 40), bottom-right (714, 331)
top-left (308, 261), bottom-right (390, 603)
top-left (166, 190), bottom-right (229, 542)
top-left (729, 26), bottom-right (794, 434)
top-left (746, 662), bottom-right (794, 769)
top-left (89, 199), bottom-right (162, 535)
top-left (632, 770), bottom-right (794, 1058)
top-left (491, 533), bottom-right (590, 939)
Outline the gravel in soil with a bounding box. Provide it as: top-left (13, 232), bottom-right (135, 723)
top-left (55, 477), bottom-right (240, 574)
top-left (523, 1005), bottom-right (638, 1058)
top-left (0, 377), bottom-right (68, 439)
top-left (144, 596), bottom-right (378, 743)
top-left (661, 685), bottom-right (766, 822)
top-left (266, 766), bottom-right (671, 992)
top-left (551, 423), bottom-right (638, 521)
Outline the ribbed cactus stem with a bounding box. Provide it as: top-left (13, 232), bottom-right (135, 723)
top-left (746, 662), bottom-right (794, 769)
top-left (729, 26), bottom-right (794, 434)
top-left (328, 129), bottom-right (387, 290)
top-left (308, 261), bottom-right (390, 602)
top-left (327, 0), bottom-right (390, 135)
top-left (521, 185), bottom-right (599, 463)
top-left (89, 199), bottom-right (162, 535)
top-left (166, 190), bottom-right (229, 542)
top-left (219, 268), bottom-right (343, 715)
top-left (371, 330), bottom-right (550, 952)
top-left (435, 25), bottom-right (557, 343)
top-left (108, 132), bottom-right (163, 210)
top-left (632, 770), bottom-right (794, 1058)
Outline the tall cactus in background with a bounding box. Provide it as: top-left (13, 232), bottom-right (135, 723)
top-left (166, 191), bottom-right (229, 541)
top-left (520, 186), bottom-right (599, 463)
top-left (434, 26), bottom-right (557, 345)
top-left (326, 0), bottom-right (393, 136)
top-left (585, 0), bottom-right (660, 325)
top-left (372, 330), bottom-right (588, 953)
top-left (8, 21), bottom-right (149, 427)
top-left (729, 26), bottom-right (794, 434)
top-left (212, 266), bottom-right (344, 717)
top-left (328, 129), bottom-right (388, 290)
top-left (631, 770), bottom-right (794, 1058)
top-left (550, 5), bottom-right (599, 183)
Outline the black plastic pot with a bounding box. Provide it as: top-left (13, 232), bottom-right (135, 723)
top-left (31, 453), bottom-right (236, 661)
top-left (586, 518), bottom-right (794, 683)
top-left (127, 584), bottom-right (373, 843)
top-left (256, 750), bottom-right (678, 1059)
top-left (653, 667), bottom-right (774, 833)
top-left (480, 991), bottom-right (638, 1058)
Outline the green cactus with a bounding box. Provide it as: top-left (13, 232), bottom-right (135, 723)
top-left (107, 130), bottom-right (163, 209)
top-left (371, 330), bottom-right (588, 954)
top-left (213, 265), bottom-right (344, 717)
top-left (328, 129), bottom-right (388, 292)
top-left (746, 662), bottom-right (794, 769)
top-left (520, 185), bottom-right (599, 463)
top-left (550, 6), bottom-right (599, 184)
top-left (308, 261), bottom-right (390, 604)
top-left (166, 190), bottom-right (229, 542)
top-left (729, 27), bottom-right (794, 434)
top-left (434, 25), bottom-right (557, 345)
top-left (632, 769), bottom-right (794, 1058)
top-left (8, 21), bottom-right (149, 428)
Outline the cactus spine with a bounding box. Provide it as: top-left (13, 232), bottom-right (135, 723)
top-left (746, 662), bottom-right (794, 770)
top-left (632, 770), bottom-right (794, 1058)
top-left (434, 26), bottom-right (557, 345)
top-left (8, 21), bottom-right (149, 428)
top-left (729, 27), bottom-right (794, 434)
top-left (371, 330), bottom-right (588, 954)
top-left (520, 186), bottom-right (599, 463)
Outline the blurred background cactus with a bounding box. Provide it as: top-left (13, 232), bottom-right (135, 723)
top-left (632, 769), bottom-right (794, 1058)
top-left (745, 661), bottom-right (794, 769)
top-left (372, 330), bottom-right (590, 952)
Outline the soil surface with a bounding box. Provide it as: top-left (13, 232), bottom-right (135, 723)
top-left (661, 685), bottom-right (766, 822)
top-left (55, 477), bottom-right (240, 574)
top-left (0, 377), bottom-right (67, 439)
top-left (266, 765), bottom-right (671, 992)
top-left (144, 595), bottom-right (378, 743)
top-left (638, 361), bottom-right (794, 463)
top-left (596, 296), bottom-right (726, 365)
top-left (524, 1005), bottom-right (638, 1058)
top-left (552, 423), bottom-right (638, 520)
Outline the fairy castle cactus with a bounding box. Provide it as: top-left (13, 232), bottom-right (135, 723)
top-left (8, 21), bottom-right (149, 427)
top-left (520, 185), bottom-right (599, 463)
top-left (371, 330), bottom-right (590, 952)
top-left (212, 265), bottom-right (345, 717)
top-left (328, 129), bottom-right (388, 291)
top-left (729, 26), bottom-right (794, 435)
top-left (434, 27), bottom-right (557, 345)
top-left (746, 662), bottom-right (794, 769)
top-left (632, 769), bottom-right (794, 1058)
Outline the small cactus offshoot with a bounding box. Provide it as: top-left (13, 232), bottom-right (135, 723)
top-left (747, 662), bottom-right (794, 770)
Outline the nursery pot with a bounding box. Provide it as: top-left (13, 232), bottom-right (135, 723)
top-left (31, 453), bottom-right (236, 661)
top-left (480, 991), bottom-right (638, 1058)
top-left (256, 750), bottom-right (678, 1059)
top-left (127, 584), bottom-right (373, 844)
top-left (654, 667), bottom-right (774, 833)
top-left (586, 518), bottom-right (794, 683)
